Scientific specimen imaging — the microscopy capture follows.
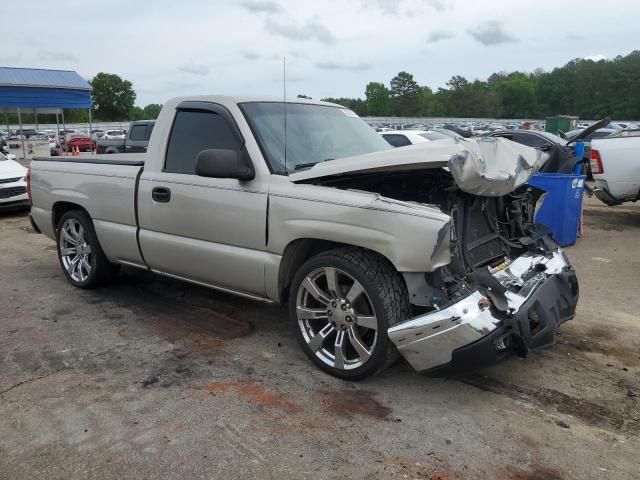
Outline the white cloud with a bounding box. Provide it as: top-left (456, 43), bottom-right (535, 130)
top-left (314, 60), bottom-right (371, 71)
top-left (238, 0), bottom-right (282, 14)
top-left (265, 18), bottom-right (335, 44)
top-left (426, 30), bottom-right (455, 43)
top-left (177, 62), bottom-right (210, 76)
top-left (468, 20), bottom-right (517, 46)
top-left (241, 50), bottom-right (261, 60)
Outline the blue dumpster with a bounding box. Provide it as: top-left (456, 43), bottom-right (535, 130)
top-left (528, 173), bottom-right (586, 247)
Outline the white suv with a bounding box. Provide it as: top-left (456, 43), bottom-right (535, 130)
top-left (0, 152), bottom-right (29, 210)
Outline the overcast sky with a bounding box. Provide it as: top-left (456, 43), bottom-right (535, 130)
top-left (3, 0), bottom-right (638, 106)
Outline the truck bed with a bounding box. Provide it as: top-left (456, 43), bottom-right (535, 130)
top-left (591, 132), bottom-right (640, 205)
top-left (32, 155), bottom-right (144, 166)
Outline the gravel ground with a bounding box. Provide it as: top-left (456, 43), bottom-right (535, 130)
top-left (0, 197), bottom-right (638, 480)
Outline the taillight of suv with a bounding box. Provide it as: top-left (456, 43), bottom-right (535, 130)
top-left (590, 149), bottom-right (603, 175)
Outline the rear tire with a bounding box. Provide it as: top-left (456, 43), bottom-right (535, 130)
top-left (56, 210), bottom-right (120, 289)
top-left (289, 247), bottom-right (411, 380)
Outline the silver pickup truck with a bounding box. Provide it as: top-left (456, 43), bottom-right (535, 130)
top-left (28, 96), bottom-right (579, 380)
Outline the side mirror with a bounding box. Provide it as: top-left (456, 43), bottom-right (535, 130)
top-left (195, 148), bottom-right (255, 181)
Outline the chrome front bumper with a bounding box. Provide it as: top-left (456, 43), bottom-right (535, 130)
top-left (388, 250), bottom-right (578, 372)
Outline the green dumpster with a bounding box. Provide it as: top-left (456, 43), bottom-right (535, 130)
top-left (545, 115), bottom-right (578, 134)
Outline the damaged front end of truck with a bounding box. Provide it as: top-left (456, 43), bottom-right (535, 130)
top-left (290, 137), bottom-right (579, 373)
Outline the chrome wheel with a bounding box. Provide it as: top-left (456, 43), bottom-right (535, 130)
top-left (296, 267), bottom-right (379, 371)
top-left (59, 218), bottom-right (93, 283)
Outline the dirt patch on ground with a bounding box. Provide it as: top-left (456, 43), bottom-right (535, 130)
top-left (321, 389), bottom-right (391, 419)
top-left (556, 327), bottom-right (640, 367)
top-left (101, 270), bottom-right (255, 355)
top-left (386, 457), bottom-right (462, 480)
top-left (496, 466), bottom-right (565, 480)
top-left (460, 373), bottom-right (639, 436)
top-left (203, 381), bottom-right (302, 413)
top-left (582, 207), bottom-right (640, 231)
top-left (150, 308), bottom-right (251, 354)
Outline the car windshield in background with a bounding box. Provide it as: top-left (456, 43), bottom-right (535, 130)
top-left (241, 102), bottom-right (391, 174)
top-left (419, 131), bottom-right (449, 141)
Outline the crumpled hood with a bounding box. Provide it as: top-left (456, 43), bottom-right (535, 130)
top-left (447, 137), bottom-right (547, 196)
top-left (289, 137), bottom-right (547, 196)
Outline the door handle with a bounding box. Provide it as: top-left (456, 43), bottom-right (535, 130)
top-left (152, 186), bottom-right (171, 203)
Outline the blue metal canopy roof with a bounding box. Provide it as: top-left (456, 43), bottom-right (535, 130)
top-left (0, 67), bottom-right (92, 109)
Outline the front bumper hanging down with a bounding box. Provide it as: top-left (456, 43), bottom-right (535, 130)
top-left (388, 250), bottom-right (579, 373)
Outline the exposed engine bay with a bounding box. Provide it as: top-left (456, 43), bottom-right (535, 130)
top-left (310, 168), bottom-right (553, 310)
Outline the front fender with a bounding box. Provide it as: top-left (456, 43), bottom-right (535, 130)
top-left (268, 180), bottom-right (451, 273)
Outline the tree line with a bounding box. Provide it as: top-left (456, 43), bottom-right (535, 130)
top-left (321, 51), bottom-right (640, 120)
top-left (5, 51), bottom-right (639, 126)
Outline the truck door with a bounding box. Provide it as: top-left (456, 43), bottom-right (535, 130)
top-left (137, 102), bottom-right (268, 297)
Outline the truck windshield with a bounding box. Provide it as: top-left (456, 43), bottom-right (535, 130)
top-left (240, 102), bottom-right (391, 174)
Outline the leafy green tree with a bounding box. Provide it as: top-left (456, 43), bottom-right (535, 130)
top-left (418, 86), bottom-right (434, 116)
top-left (493, 72), bottom-right (537, 118)
top-left (90, 72), bottom-right (136, 121)
top-left (320, 97), bottom-right (367, 116)
top-left (390, 71), bottom-right (421, 116)
top-left (364, 82), bottom-right (391, 116)
top-left (130, 106), bottom-right (144, 121)
top-left (142, 104), bottom-right (163, 119)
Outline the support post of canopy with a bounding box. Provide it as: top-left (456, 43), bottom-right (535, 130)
top-left (17, 108), bottom-right (27, 161)
top-left (88, 108), bottom-right (93, 154)
top-left (61, 110), bottom-right (66, 153)
top-left (35, 109), bottom-right (38, 133)
top-left (56, 111), bottom-right (60, 153)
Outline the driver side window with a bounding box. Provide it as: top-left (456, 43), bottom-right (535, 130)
top-left (164, 110), bottom-right (241, 174)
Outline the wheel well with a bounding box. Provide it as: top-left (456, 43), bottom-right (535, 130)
top-left (52, 202), bottom-right (90, 231)
top-left (277, 238), bottom-right (399, 303)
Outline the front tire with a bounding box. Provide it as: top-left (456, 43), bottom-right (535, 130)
top-left (56, 210), bottom-right (120, 289)
top-left (289, 247), bottom-right (411, 380)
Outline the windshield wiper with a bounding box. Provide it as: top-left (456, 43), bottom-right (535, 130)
top-left (293, 162), bottom-right (318, 170)
top-left (292, 158), bottom-right (335, 171)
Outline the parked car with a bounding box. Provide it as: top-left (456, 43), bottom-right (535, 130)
top-left (91, 130), bottom-right (105, 143)
top-left (14, 128), bottom-right (38, 139)
top-left (0, 151), bottom-right (29, 210)
top-left (442, 124), bottom-right (472, 138)
top-left (433, 128), bottom-right (465, 140)
top-left (102, 130), bottom-right (126, 140)
top-left (380, 130), bottom-right (450, 147)
top-left (590, 130), bottom-right (640, 205)
top-left (47, 133), bottom-right (59, 149)
top-left (65, 133), bottom-right (92, 152)
top-left (484, 130), bottom-right (567, 152)
top-left (28, 96), bottom-right (579, 380)
top-left (95, 120), bottom-right (155, 154)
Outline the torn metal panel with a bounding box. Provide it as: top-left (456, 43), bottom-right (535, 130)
top-left (288, 140), bottom-right (457, 182)
top-left (448, 137), bottom-right (547, 196)
top-left (290, 137), bottom-right (547, 197)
